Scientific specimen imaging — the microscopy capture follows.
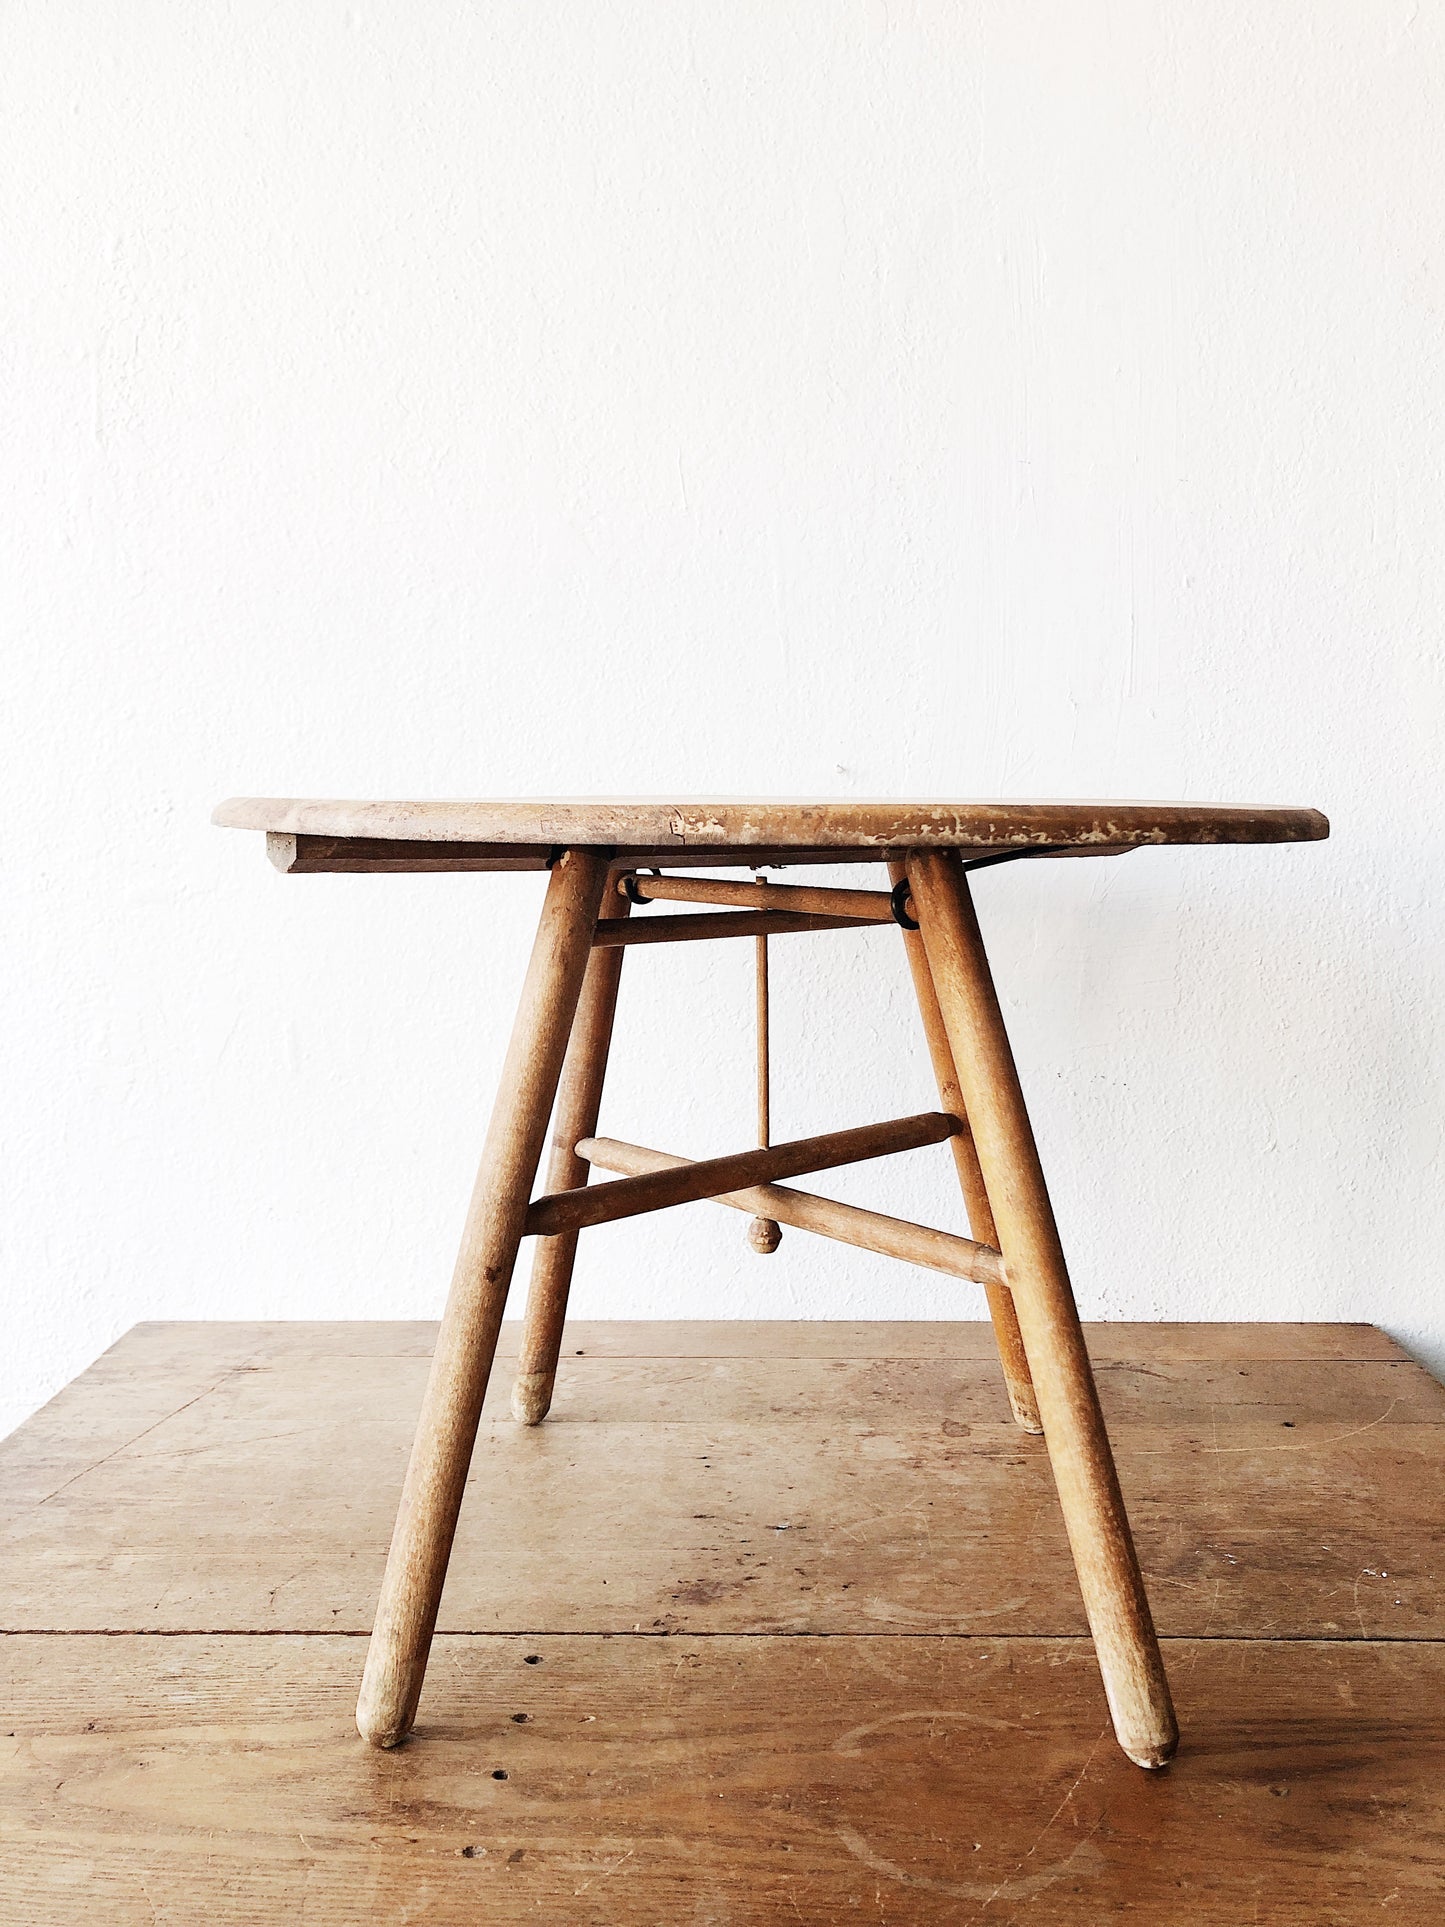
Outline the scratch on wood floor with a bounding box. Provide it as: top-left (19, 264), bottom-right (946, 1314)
top-left (832, 1706), bottom-right (1023, 1754)
top-left (572, 1846), bottom-right (634, 1895)
top-left (34, 1368), bottom-right (250, 1508)
top-left (1199, 1574), bottom-right (1227, 1638)
top-left (860, 1592), bottom-right (1033, 1629)
top-left (961, 1723), bottom-right (1112, 1924)
top-left (1206, 1399), bottom-right (1400, 1455)
top-left (834, 1823), bottom-right (1105, 1905)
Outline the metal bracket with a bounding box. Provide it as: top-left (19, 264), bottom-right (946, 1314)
top-left (890, 879), bottom-right (919, 929)
top-left (959, 843), bottom-right (1072, 874)
top-left (620, 869), bottom-right (662, 904)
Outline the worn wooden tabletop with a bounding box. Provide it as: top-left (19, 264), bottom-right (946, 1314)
top-left (213, 796), bottom-right (1329, 868)
top-left (2, 1319), bottom-right (1440, 1923)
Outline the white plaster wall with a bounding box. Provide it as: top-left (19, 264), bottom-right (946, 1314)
top-left (4, 2), bottom-right (1443, 1437)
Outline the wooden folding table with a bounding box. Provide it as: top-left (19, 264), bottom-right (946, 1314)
top-left (214, 796), bottom-right (1328, 1769)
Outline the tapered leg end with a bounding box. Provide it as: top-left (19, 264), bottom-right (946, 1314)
top-left (355, 1685), bottom-right (412, 1749)
top-left (356, 1649), bottom-right (422, 1749)
top-left (1117, 1702), bottom-right (1179, 1770)
top-left (1124, 1730), bottom-right (1179, 1770)
top-left (356, 1712), bottom-right (408, 1749)
top-left (1008, 1390), bottom-right (1045, 1435)
top-left (511, 1370), bottom-right (554, 1425)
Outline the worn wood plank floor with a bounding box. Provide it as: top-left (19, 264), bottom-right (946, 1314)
top-left (2, 1320), bottom-right (1442, 1924)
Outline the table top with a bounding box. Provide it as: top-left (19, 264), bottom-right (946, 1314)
top-left (215, 796), bottom-right (1328, 866)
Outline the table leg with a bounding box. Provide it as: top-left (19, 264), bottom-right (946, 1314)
top-left (905, 849), bottom-right (1178, 1769)
top-left (356, 847), bottom-right (611, 1748)
top-left (889, 860), bottom-right (1041, 1433)
top-left (511, 888), bottom-right (630, 1424)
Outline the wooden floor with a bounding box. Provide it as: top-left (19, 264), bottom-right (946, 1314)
top-left (1, 1319), bottom-right (1442, 1924)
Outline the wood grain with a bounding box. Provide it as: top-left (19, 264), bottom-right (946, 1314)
top-left (3, 1320), bottom-right (1442, 1922)
top-left (512, 889), bottom-right (631, 1426)
top-left (619, 870), bottom-right (902, 920)
top-left (747, 927), bottom-right (782, 1253)
top-left (526, 1112), bottom-right (960, 1237)
top-left (890, 856), bottom-right (1040, 1432)
top-left (39, 1348), bottom-right (1432, 1431)
top-left (3, 1633), bottom-right (1442, 1926)
top-left (3, 1334), bottom-right (1440, 1642)
top-left (908, 850), bottom-right (1176, 1765)
top-left (580, 1136), bottom-right (1006, 1285)
top-left (48, 1317), bottom-right (1408, 1368)
top-left (267, 832), bottom-right (555, 873)
top-left (215, 795), bottom-right (1329, 855)
top-left (591, 907), bottom-right (872, 944)
top-left (357, 849), bottom-right (610, 1747)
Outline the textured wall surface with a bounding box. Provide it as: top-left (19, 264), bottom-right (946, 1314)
top-left (4, 3), bottom-right (1443, 1436)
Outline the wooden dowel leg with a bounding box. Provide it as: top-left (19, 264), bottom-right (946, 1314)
top-left (748, 926), bottom-right (782, 1254)
top-left (356, 848), bottom-right (611, 1748)
top-left (511, 888), bottom-right (631, 1425)
top-left (889, 861), bottom-right (1041, 1434)
top-left (905, 850), bottom-right (1178, 1770)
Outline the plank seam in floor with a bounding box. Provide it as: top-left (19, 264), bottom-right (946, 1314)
top-left (6, 1629), bottom-right (1443, 1644)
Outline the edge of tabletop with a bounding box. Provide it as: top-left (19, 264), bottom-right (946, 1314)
top-left (210, 797), bottom-right (1331, 853)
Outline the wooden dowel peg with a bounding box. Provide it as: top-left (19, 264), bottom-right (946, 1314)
top-left (750, 923), bottom-right (781, 1254)
top-left (756, 929), bottom-right (771, 1150)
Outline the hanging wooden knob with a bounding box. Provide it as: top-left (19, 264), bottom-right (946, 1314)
top-left (747, 1214), bottom-right (783, 1254)
top-left (748, 910), bottom-right (781, 1254)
